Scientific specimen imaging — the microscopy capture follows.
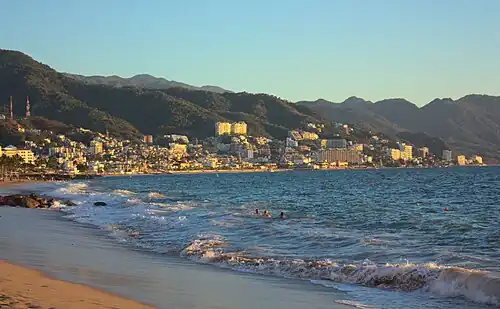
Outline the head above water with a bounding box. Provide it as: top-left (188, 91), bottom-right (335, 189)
top-left (255, 209), bottom-right (259, 214)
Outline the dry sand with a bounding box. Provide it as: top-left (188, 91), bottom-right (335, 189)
top-left (0, 260), bottom-right (154, 309)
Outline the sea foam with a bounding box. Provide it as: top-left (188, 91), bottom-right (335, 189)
top-left (181, 234), bottom-right (500, 307)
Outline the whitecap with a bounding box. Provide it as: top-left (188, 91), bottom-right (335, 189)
top-left (147, 192), bottom-right (166, 200)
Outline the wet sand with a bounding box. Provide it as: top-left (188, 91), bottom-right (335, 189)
top-left (0, 261), bottom-right (154, 309)
top-left (0, 180), bottom-right (44, 189)
top-left (0, 205), bottom-right (350, 309)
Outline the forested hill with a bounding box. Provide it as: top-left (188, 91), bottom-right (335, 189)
top-left (0, 49), bottom-right (319, 140)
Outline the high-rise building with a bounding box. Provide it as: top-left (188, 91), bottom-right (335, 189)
top-left (386, 148), bottom-right (401, 161)
top-left (418, 147), bottom-right (429, 158)
top-left (315, 149), bottom-right (364, 164)
top-left (456, 155), bottom-right (466, 166)
top-left (442, 150), bottom-right (452, 162)
top-left (215, 122), bottom-right (232, 136)
top-left (398, 143), bottom-right (413, 160)
top-left (404, 145), bottom-right (413, 160)
top-left (143, 135), bottom-right (153, 144)
top-left (231, 121), bottom-right (247, 135)
top-left (90, 140), bottom-right (103, 155)
top-left (473, 155), bottom-right (483, 164)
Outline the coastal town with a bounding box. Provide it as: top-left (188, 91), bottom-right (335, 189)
top-left (0, 98), bottom-right (485, 178)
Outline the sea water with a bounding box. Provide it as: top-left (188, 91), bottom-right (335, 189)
top-left (39, 167), bottom-right (499, 308)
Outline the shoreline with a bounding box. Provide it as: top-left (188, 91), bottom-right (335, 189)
top-left (0, 260), bottom-right (154, 309)
top-left (101, 164), bottom-right (491, 177)
top-left (0, 179), bottom-right (47, 189)
top-left (0, 206), bottom-right (349, 309)
top-left (0, 182), bottom-right (350, 309)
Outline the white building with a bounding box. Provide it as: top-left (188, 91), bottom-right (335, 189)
top-left (240, 149), bottom-right (254, 160)
top-left (442, 150), bottom-right (452, 162)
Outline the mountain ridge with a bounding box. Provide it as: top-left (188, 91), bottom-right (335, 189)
top-left (0, 49), bottom-right (317, 143)
top-left (64, 73), bottom-right (231, 94)
top-left (297, 95), bottom-right (500, 161)
top-left (2, 49), bottom-right (500, 161)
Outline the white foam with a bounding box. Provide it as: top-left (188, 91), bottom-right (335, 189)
top-left (147, 192), bottom-right (166, 200)
top-left (335, 300), bottom-right (377, 308)
top-left (151, 202), bottom-right (193, 212)
top-left (125, 198), bottom-right (142, 205)
top-left (112, 189), bottom-right (136, 196)
top-left (180, 235), bottom-right (500, 307)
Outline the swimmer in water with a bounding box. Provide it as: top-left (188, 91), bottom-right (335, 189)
top-left (280, 211), bottom-right (286, 219)
top-left (255, 209), bottom-right (259, 215)
top-left (264, 210), bottom-right (271, 217)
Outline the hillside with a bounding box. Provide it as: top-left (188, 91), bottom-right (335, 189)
top-left (64, 73), bottom-right (231, 94)
top-left (298, 96), bottom-right (500, 161)
top-left (0, 49), bottom-right (318, 141)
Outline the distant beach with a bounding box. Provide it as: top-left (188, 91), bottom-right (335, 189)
top-left (0, 179), bottom-right (43, 189)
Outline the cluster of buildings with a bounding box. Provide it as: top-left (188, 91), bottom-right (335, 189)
top-left (0, 101), bottom-right (487, 175)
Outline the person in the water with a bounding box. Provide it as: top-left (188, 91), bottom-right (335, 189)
top-left (255, 209), bottom-right (259, 215)
top-left (280, 211), bottom-right (286, 219)
top-left (264, 210), bottom-right (271, 217)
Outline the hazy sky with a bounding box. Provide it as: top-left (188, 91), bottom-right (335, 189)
top-left (2, 0), bottom-right (500, 105)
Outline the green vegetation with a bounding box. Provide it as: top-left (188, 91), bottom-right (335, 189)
top-left (0, 49), bottom-right (319, 141)
top-left (0, 155), bottom-right (26, 180)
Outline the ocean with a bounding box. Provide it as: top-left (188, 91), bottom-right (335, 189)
top-left (31, 167), bottom-right (500, 308)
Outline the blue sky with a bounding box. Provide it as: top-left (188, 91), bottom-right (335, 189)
top-left (2, 0), bottom-right (499, 105)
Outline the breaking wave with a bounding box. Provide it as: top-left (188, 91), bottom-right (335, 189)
top-left (36, 179), bottom-right (500, 308)
top-left (147, 192), bottom-right (166, 200)
top-left (112, 189), bottom-right (136, 196)
top-left (180, 234), bottom-right (500, 307)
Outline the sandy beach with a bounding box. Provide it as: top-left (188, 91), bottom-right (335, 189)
top-left (0, 261), bottom-right (154, 309)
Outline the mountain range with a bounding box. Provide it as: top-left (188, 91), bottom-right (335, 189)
top-left (0, 49), bottom-right (318, 144)
top-left (1, 49), bottom-right (500, 162)
top-left (64, 73), bottom-right (231, 94)
top-left (297, 96), bottom-right (500, 161)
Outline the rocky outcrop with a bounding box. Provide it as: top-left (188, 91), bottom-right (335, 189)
top-left (0, 194), bottom-right (59, 209)
top-left (93, 202), bottom-right (107, 206)
top-left (22, 197), bottom-right (40, 208)
top-left (62, 200), bottom-right (77, 206)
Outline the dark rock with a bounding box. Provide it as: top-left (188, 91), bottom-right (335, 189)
top-left (94, 202), bottom-right (107, 206)
top-left (36, 197), bottom-right (49, 207)
top-left (2, 195), bottom-right (24, 207)
top-left (22, 197), bottom-right (40, 208)
top-left (62, 200), bottom-right (77, 206)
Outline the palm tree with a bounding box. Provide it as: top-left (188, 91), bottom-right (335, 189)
top-left (0, 156), bottom-right (16, 181)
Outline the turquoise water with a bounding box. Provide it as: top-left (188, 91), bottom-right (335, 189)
top-left (43, 167), bottom-right (500, 308)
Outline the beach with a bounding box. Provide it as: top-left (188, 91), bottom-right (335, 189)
top-left (0, 183), bottom-right (350, 309)
top-left (0, 261), bottom-right (154, 309)
top-left (0, 179), bottom-right (44, 189)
